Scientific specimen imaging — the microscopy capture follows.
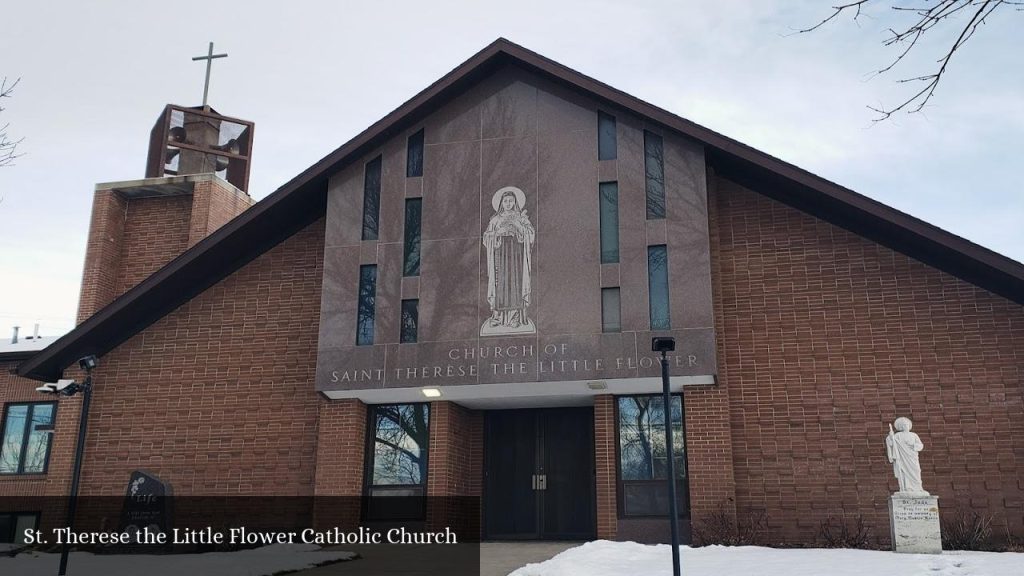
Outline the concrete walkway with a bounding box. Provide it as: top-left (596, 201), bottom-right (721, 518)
top-left (479, 542), bottom-right (580, 576)
top-left (294, 541), bottom-right (581, 576)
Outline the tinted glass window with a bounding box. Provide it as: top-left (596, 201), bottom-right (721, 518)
top-left (406, 129), bottom-right (424, 177)
top-left (371, 404), bottom-right (430, 486)
top-left (400, 299), bottom-right (419, 344)
top-left (356, 265), bottom-right (377, 346)
top-left (602, 288), bottom-right (621, 333)
top-left (599, 182), bottom-right (619, 264)
top-left (361, 156), bottom-right (382, 240)
top-left (644, 131), bottom-right (665, 219)
top-left (403, 198), bottom-right (422, 277)
top-left (648, 245), bottom-right (670, 330)
top-left (617, 395), bottom-right (687, 517)
top-left (598, 111), bottom-right (617, 160)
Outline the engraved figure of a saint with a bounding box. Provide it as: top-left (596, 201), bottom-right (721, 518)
top-left (481, 186), bottom-right (536, 336)
top-left (886, 417), bottom-right (928, 495)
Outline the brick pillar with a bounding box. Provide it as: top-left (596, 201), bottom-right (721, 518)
top-left (426, 401), bottom-right (483, 537)
top-left (77, 190), bottom-right (127, 323)
top-left (313, 399), bottom-right (366, 529)
top-left (187, 177), bottom-right (254, 247)
top-left (594, 394), bottom-right (618, 540)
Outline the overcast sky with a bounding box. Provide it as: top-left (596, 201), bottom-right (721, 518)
top-left (1, 1), bottom-right (1021, 338)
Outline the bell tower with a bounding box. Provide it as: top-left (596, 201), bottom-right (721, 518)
top-left (76, 42), bottom-right (255, 324)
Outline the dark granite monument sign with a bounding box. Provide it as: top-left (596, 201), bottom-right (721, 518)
top-left (119, 470), bottom-right (173, 541)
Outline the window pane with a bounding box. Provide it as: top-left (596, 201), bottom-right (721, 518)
top-left (599, 182), bottom-right (619, 264)
top-left (400, 299), bottom-right (418, 344)
top-left (648, 245), bottom-right (670, 330)
top-left (356, 265), bottom-right (377, 346)
top-left (617, 396), bottom-right (685, 481)
top-left (372, 404), bottom-right (430, 485)
top-left (14, 514), bottom-right (38, 544)
top-left (644, 131), bottom-right (665, 219)
top-left (361, 156), bottom-right (382, 241)
top-left (602, 288), bottom-right (621, 333)
top-left (598, 111), bottom-right (617, 160)
top-left (622, 482), bottom-right (687, 517)
top-left (23, 404), bottom-right (54, 473)
top-left (0, 405), bottom-right (28, 474)
top-left (403, 198), bottom-right (422, 277)
top-left (406, 129), bottom-right (424, 177)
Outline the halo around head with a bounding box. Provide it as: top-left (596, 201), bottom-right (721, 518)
top-left (492, 186), bottom-right (527, 212)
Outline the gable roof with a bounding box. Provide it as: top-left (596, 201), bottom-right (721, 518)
top-left (17, 38), bottom-right (1024, 382)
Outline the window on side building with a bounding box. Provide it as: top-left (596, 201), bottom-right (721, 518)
top-left (356, 265), bottom-right (377, 346)
top-left (0, 512), bottom-right (40, 544)
top-left (616, 395), bottom-right (687, 517)
top-left (0, 402), bottom-right (56, 475)
top-left (364, 404), bottom-right (430, 520)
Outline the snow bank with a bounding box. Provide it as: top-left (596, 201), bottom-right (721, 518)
top-left (507, 540), bottom-right (1024, 576)
top-left (0, 543), bottom-right (355, 576)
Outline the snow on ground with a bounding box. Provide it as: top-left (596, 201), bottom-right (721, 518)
top-left (507, 540), bottom-right (1024, 576)
top-left (0, 543), bottom-right (355, 576)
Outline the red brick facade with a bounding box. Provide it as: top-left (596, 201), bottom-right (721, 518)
top-left (712, 175), bottom-right (1024, 545)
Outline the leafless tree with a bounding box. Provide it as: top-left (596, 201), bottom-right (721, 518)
top-left (795, 1), bottom-right (1021, 121)
top-left (1, 77), bottom-right (23, 166)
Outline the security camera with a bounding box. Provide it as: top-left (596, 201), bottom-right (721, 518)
top-left (78, 355), bottom-right (99, 372)
top-left (36, 379), bottom-right (76, 395)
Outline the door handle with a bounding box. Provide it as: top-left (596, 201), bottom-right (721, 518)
top-left (531, 474), bottom-right (537, 490)
top-left (537, 474), bottom-right (547, 490)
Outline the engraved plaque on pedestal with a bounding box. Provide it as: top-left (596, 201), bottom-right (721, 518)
top-left (889, 494), bottom-right (941, 554)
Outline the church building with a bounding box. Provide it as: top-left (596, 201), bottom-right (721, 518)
top-left (3, 39), bottom-right (1022, 546)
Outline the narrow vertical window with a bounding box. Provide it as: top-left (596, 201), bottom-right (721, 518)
top-left (356, 265), bottom-right (377, 345)
top-left (400, 299), bottom-right (419, 343)
top-left (361, 156), bottom-right (382, 241)
top-left (599, 181), bottom-right (619, 263)
top-left (598, 111), bottom-right (617, 160)
top-left (601, 288), bottom-right (621, 333)
top-left (403, 198), bottom-right (422, 276)
top-left (406, 129), bottom-right (424, 177)
top-left (644, 131), bottom-right (665, 219)
top-left (648, 245), bottom-right (670, 330)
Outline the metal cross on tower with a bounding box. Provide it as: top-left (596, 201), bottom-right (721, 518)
top-left (192, 42), bottom-right (228, 109)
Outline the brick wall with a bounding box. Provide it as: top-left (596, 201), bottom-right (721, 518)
top-left (312, 398), bottom-right (366, 529)
top-left (594, 395), bottom-right (618, 539)
top-left (72, 219), bottom-right (325, 496)
top-left (713, 175), bottom-right (1024, 546)
top-left (426, 401), bottom-right (483, 536)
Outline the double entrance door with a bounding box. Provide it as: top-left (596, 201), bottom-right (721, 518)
top-left (483, 407), bottom-right (596, 540)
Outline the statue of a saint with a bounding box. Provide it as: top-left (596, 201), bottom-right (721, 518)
top-left (886, 417), bottom-right (928, 495)
top-left (481, 187), bottom-right (536, 336)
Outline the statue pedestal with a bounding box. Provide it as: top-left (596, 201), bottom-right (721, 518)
top-left (889, 494), bottom-right (941, 554)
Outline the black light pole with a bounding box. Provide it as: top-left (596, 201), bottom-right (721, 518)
top-left (39, 355), bottom-right (98, 576)
top-left (652, 337), bottom-right (681, 576)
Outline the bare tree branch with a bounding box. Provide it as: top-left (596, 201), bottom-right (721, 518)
top-left (795, 1), bottom-right (1017, 121)
top-left (0, 77), bottom-right (23, 167)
